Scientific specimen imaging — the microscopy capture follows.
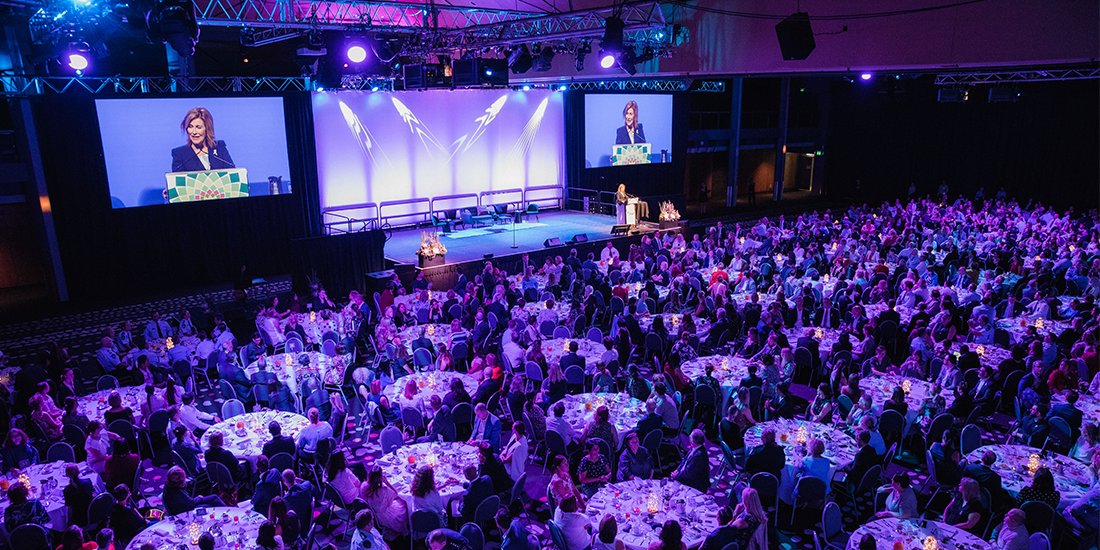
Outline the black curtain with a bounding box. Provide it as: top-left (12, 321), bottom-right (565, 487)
top-left (36, 92), bottom-right (320, 302)
top-left (564, 91), bottom-right (690, 215)
top-left (824, 78), bottom-right (1099, 208)
top-left (291, 230), bottom-right (385, 299)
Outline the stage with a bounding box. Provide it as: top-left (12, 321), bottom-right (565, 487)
top-left (384, 210), bottom-right (655, 266)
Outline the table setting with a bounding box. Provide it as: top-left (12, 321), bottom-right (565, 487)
top-left (636, 313), bottom-right (711, 339)
top-left (1054, 393), bottom-right (1099, 433)
top-left (541, 338), bottom-right (608, 370)
top-left (847, 517), bottom-right (992, 550)
top-left (375, 442), bottom-right (479, 510)
top-left (965, 444), bottom-right (1093, 509)
top-left (557, 392), bottom-right (646, 438)
top-left (584, 479), bottom-right (721, 550)
top-left (945, 342), bottom-right (1011, 372)
top-left (623, 282), bottom-right (671, 302)
top-left (382, 371), bottom-right (478, 415)
top-left (859, 374), bottom-right (955, 420)
top-left (511, 300), bottom-right (573, 324)
top-left (125, 506), bottom-right (266, 550)
top-left (863, 302), bottom-right (918, 326)
top-left (145, 335), bottom-right (201, 366)
top-left (392, 292), bottom-right (432, 313)
top-left (245, 351), bottom-right (350, 392)
top-left (398, 323), bottom-right (470, 355)
top-left (783, 326), bottom-right (847, 360)
top-left (200, 411), bottom-right (309, 462)
top-left (745, 419), bottom-right (859, 471)
top-left (77, 385), bottom-right (160, 427)
top-left (681, 355), bottom-right (755, 389)
top-left (0, 460), bottom-right (104, 533)
top-left (997, 316), bottom-right (1070, 344)
top-left (276, 310), bottom-right (347, 345)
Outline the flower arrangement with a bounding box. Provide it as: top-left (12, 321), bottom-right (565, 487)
top-left (417, 232), bottom-right (447, 258)
top-left (658, 201), bottom-right (680, 221)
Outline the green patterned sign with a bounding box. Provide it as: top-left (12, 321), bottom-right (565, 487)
top-left (166, 169), bottom-right (249, 202)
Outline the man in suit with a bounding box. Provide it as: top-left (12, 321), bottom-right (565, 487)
top-left (796, 328), bottom-right (821, 361)
top-left (929, 430), bottom-right (963, 487)
top-left (971, 366), bottom-right (998, 408)
top-left (957, 345), bottom-right (981, 374)
top-left (615, 119), bottom-right (646, 145)
top-left (469, 402), bottom-right (502, 452)
top-left (218, 341), bottom-right (254, 404)
top-left (281, 469), bottom-right (317, 533)
top-left (261, 421), bottom-right (297, 459)
top-left (739, 363), bottom-right (763, 391)
top-left (838, 431), bottom-right (879, 493)
top-left (634, 399), bottom-right (664, 437)
top-left (249, 363), bottom-right (278, 407)
top-left (672, 429), bottom-right (710, 492)
top-left (744, 428), bottom-right (785, 482)
top-left (765, 381), bottom-right (795, 420)
top-left (1013, 403), bottom-right (1050, 447)
top-left (411, 327), bottom-right (436, 356)
top-left (422, 395), bottom-right (456, 442)
top-left (1048, 390), bottom-right (1084, 439)
top-left (143, 311), bottom-right (173, 341)
top-left (877, 300), bottom-right (901, 326)
top-left (458, 466), bottom-right (493, 524)
top-left (962, 451), bottom-right (1007, 510)
top-left (251, 461), bottom-right (282, 518)
top-left (704, 308), bottom-right (731, 350)
top-left (813, 297), bottom-right (840, 329)
top-left (244, 332), bottom-right (267, 365)
top-left (472, 368), bottom-right (503, 404)
top-left (559, 341), bottom-right (586, 372)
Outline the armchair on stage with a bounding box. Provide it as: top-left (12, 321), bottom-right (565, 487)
top-left (611, 143), bottom-right (651, 166)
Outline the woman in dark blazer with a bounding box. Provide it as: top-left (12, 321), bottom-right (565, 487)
top-left (171, 107), bottom-right (235, 172)
top-left (615, 100), bottom-right (646, 144)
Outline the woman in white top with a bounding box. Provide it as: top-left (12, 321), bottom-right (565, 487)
top-left (410, 466), bottom-right (456, 527)
top-left (500, 422), bottom-right (529, 482)
top-left (326, 451), bottom-right (361, 504)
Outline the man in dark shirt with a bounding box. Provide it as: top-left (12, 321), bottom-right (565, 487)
top-left (458, 467), bottom-right (493, 523)
top-left (739, 364), bottom-right (764, 390)
top-left (699, 507), bottom-right (737, 550)
top-left (63, 464), bottom-right (95, 527)
top-left (1013, 403), bottom-right (1050, 447)
top-left (428, 528), bottom-right (471, 550)
top-left (838, 431), bottom-right (879, 492)
top-left (261, 421), bottom-right (297, 459)
top-left (765, 381), bottom-right (795, 420)
top-left (281, 469), bottom-right (317, 533)
top-left (204, 432), bottom-right (247, 483)
top-left (1047, 390), bottom-right (1084, 440)
top-left (634, 399), bottom-right (664, 438)
top-left (962, 451), bottom-right (1008, 510)
top-left (109, 484), bottom-right (149, 546)
top-left (744, 428), bottom-right (785, 482)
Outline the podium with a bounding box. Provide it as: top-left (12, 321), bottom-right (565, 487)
top-left (165, 168), bottom-right (249, 202)
top-left (626, 197), bottom-right (640, 225)
top-left (611, 143), bottom-right (651, 166)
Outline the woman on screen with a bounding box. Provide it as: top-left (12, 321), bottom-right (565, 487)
top-left (171, 107), bottom-right (235, 172)
top-left (615, 100), bottom-right (646, 145)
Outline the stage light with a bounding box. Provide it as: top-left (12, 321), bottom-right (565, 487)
top-left (347, 45), bottom-right (367, 63)
top-left (600, 54), bottom-right (616, 68)
top-left (860, 73), bottom-right (872, 80)
top-left (371, 86), bottom-right (379, 91)
top-left (507, 45), bottom-right (532, 74)
top-left (533, 47), bottom-right (554, 71)
top-left (522, 85), bottom-right (530, 91)
top-left (485, 68), bottom-right (493, 76)
top-left (68, 52), bottom-right (89, 70)
top-left (558, 85), bottom-right (567, 91)
top-left (599, 16), bottom-right (624, 70)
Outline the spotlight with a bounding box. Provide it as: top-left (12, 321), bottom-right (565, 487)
top-left (522, 85), bottom-right (530, 91)
top-left (599, 16), bottom-right (624, 70)
top-left (67, 52), bottom-right (89, 70)
top-left (533, 47), bottom-right (554, 71)
top-left (61, 42), bottom-right (93, 73)
top-left (485, 68), bottom-right (492, 76)
top-left (347, 45), bottom-right (367, 63)
top-left (507, 45), bottom-right (532, 74)
top-left (371, 86), bottom-right (379, 91)
top-left (600, 54), bottom-right (616, 68)
top-left (558, 85), bottom-right (567, 91)
top-left (616, 47), bottom-right (637, 75)
top-left (860, 73), bottom-right (872, 80)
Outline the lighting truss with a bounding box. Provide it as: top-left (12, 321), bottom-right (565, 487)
top-left (0, 75), bottom-right (328, 94)
top-left (935, 68), bottom-right (1100, 85)
top-left (560, 79), bottom-right (723, 92)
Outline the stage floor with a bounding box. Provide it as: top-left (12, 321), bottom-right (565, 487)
top-left (385, 210), bottom-right (629, 265)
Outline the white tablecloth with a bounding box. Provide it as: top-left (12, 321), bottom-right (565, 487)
top-left (276, 311), bottom-right (347, 344)
top-left (126, 507), bottom-right (266, 550)
top-left (1054, 393), bottom-right (1100, 430)
top-left (510, 301), bottom-right (572, 324)
top-left (200, 411), bottom-right (309, 462)
top-left (144, 335), bottom-right (201, 366)
top-left (997, 317), bottom-right (1070, 345)
top-left (0, 461), bottom-right (104, 532)
top-left (783, 327), bottom-right (847, 360)
top-left (398, 324), bottom-right (469, 355)
top-left (745, 419), bottom-right (858, 471)
top-left (637, 314), bottom-right (711, 338)
top-left (540, 338), bottom-right (608, 370)
top-left (557, 393), bottom-right (646, 439)
top-left (375, 442), bottom-right (479, 515)
top-left (859, 375), bottom-right (955, 420)
top-left (584, 479), bottom-right (721, 550)
top-left (965, 444), bottom-right (1092, 510)
top-left (78, 385), bottom-right (158, 427)
top-left (847, 518), bottom-right (991, 550)
top-left (383, 372), bottom-right (478, 415)
top-left (245, 351), bottom-right (350, 393)
top-left (946, 342), bottom-right (1012, 372)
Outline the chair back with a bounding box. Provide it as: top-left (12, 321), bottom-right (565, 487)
top-left (172, 360), bottom-right (193, 383)
top-left (97, 375), bottom-right (119, 391)
top-left (553, 326), bottom-right (572, 339)
top-left (836, 395), bottom-right (854, 418)
top-left (171, 450), bottom-right (196, 477)
top-left (509, 472), bottom-right (528, 506)
top-left (878, 409), bottom-right (905, 446)
top-left (928, 357), bottom-right (943, 381)
top-left (452, 342), bottom-right (469, 362)
top-left (794, 346), bottom-right (814, 374)
top-left (856, 465), bottom-right (882, 497)
top-left (322, 339), bottom-right (338, 357)
top-left (270, 452), bottom-right (295, 472)
top-left (413, 348), bottom-right (434, 367)
top-left (205, 459), bottom-right (235, 488)
top-left (10, 523), bottom-right (49, 550)
top-left (1028, 533), bottom-right (1050, 550)
top-left (793, 476), bottom-right (827, 507)
top-left (222, 399), bottom-right (246, 419)
top-left (822, 502), bottom-right (844, 539)
top-left (926, 413), bottom-right (954, 446)
top-left (1021, 500), bottom-right (1055, 536)
top-left (642, 429), bottom-right (662, 457)
top-left (748, 471), bottom-right (780, 510)
top-left (963, 368), bottom-right (980, 389)
top-left (588, 438), bottom-right (612, 463)
top-left (286, 338), bottom-right (304, 354)
top-left (545, 429), bottom-right (567, 457)
top-left (87, 493), bottom-right (116, 526)
top-left (109, 419), bottom-right (136, 441)
top-left (460, 523), bottom-right (485, 550)
top-left (961, 424), bottom-right (982, 455)
top-left (46, 442), bottom-right (75, 463)
top-left (645, 332), bottom-right (663, 353)
top-left (473, 494), bottom-right (500, 525)
top-left (380, 426), bottom-right (403, 454)
top-left (586, 327), bottom-right (603, 342)
top-left (402, 407), bottom-right (425, 429)
top-left (694, 384), bottom-right (717, 408)
top-left (547, 520), bottom-right (569, 550)
top-left (63, 424), bottom-right (86, 460)
top-left (719, 543), bottom-right (739, 550)
top-left (453, 402), bottom-right (474, 428)
top-left (539, 321), bottom-right (556, 337)
top-left (883, 442), bottom-right (898, 471)
top-left (148, 410), bottom-right (170, 434)
top-left (1047, 417), bottom-right (1072, 448)
top-left (219, 379), bottom-right (236, 401)
top-left (564, 366), bottom-right (585, 386)
top-left (410, 510), bottom-right (440, 540)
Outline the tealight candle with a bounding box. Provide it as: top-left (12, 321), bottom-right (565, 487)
top-left (976, 345), bottom-right (985, 357)
top-left (310, 311), bottom-right (317, 324)
top-left (902, 379), bottom-right (912, 394)
top-left (796, 425), bottom-right (808, 445)
top-left (166, 337), bottom-right (174, 350)
top-left (647, 493), bottom-right (660, 513)
top-left (923, 536), bottom-right (937, 550)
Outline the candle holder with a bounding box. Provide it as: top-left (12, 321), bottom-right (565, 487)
top-left (976, 345), bottom-right (985, 357)
top-left (427, 325), bottom-right (435, 336)
top-left (189, 523), bottom-right (202, 545)
top-left (1035, 318), bottom-right (1044, 330)
top-left (815, 329), bottom-right (823, 339)
top-left (1028, 453), bottom-right (1040, 475)
top-left (310, 311), bottom-right (317, 324)
top-left (284, 353), bottom-right (292, 365)
top-left (796, 425), bottom-right (808, 445)
top-left (166, 337), bottom-right (175, 350)
top-left (646, 493), bottom-right (660, 513)
top-left (902, 379), bottom-right (912, 394)
top-left (923, 535), bottom-right (938, 550)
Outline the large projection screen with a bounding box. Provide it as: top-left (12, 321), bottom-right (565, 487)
top-left (312, 89), bottom-right (564, 223)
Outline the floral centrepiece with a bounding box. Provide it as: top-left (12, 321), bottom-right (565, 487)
top-left (658, 201), bottom-right (680, 222)
top-left (417, 231), bottom-right (447, 259)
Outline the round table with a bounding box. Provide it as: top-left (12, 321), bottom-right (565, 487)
top-left (557, 393), bottom-right (646, 439)
top-left (392, 292), bottom-right (431, 313)
top-left (77, 385), bottom-right (157, 427)
top-left (584, 479), bottom-right (721, 550)
top-left (375, 442), bottom-right (479, 510)
top-left (540, 338), bottom-right (607, 369)
top-left (245, 351), bottom-right (351, 392)
top-left (1054, 393), bottom-right (1100, 434)
top-left (681, 355), bottom-right (755, 389)
top-left (510, 301), bottom-right (572, 324)
top-left (847, 518), bottom-right (992, 550)
top-left (383, 371), bottom-right (478, 415)
top-left (745, 419), bottom-right (859, 471)
top-left (859, 375), bottom-right (956, 420)
top-left (998, 317), bottom-right (1070, 345)
top-left (145, 335), bottom-right (201, 366)
top-left (863, 302), bottom-right (917, 326)
top-left (200, 411), bottom-right (309, 462)
top-left (637, 314), bottom-right (711, 338)
top-left (965, 444), bottom-right (1092, 509)
top-left (0, 461), bottom-right (104, 532)
top-left (783, 326), bottom-right (846, 360)
top-left (398, 324), bottom-right (469, 355)
top-left (946, 342), bottom-right (1012, 372)
top-left (276, 311), bottom-right (346, 344)
top-left (126, 507), bottom-right (266, 550)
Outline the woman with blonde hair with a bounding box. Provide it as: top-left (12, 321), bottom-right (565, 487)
top-left (542, 362), bottom-right (568, 405)
top-left (730, 488), bottom-right (769, 550)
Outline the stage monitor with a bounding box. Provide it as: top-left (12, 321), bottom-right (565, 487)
top-left (312, 89), bottom-right (564, 222)
top-left (95, 97), bottom-right (292, 208)
top-left (583, 93), bottom-right (673, 168)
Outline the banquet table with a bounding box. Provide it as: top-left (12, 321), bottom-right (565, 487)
top-left (998, 316), bottom-right (1071, 345)
top-left (276, 310), bottom-right (347, 345)
top-left (747, 419), bottom-right (859, 504)
top-left (144, 335), bottom-right (201, 366)
top-left (77, 385), bottom-right (160, 427)
top-left (863, 302), bottom-right (918, 326)
top-left (245, 351), bottom-right (351, 392)
top-left (541, 338), bottom-right (608, 369)
top-left (859, 374), bottom-right (955, 422)
top-left (783, 327), bottom-right (847, 360)
top-left (392, 292), bottom-right (431, 313)
top-left (398, 323), bottom-right (470, 355)
top-left (125, 507), bottom-right (266, 550)
top-left (584, 479), bottom-right (721, 550)
top-left (200, 411), bottom-right (309, 462)
top-left (557, 393), bottom-right (646, 439)
top-left (510, 301), bottom-right (572, 325)
top-left (965, 444), bottom-right (1092, 509)
top-left (636, 313), bottom-right (711, 338)
top-left (946, 342), bottom-right (1012, 372)
top-left (375, 442), bottom-right (479, 517)
top-left (0, 461), bottom-right (104, 533)
top-left (623, 282), bottom-right (671, 302)
top-left (680, 355), bottom-right (757, 411)
top-left (382, 371), bottom-right (478, 415)
top-left (847, 518), bottom-right (992, 550)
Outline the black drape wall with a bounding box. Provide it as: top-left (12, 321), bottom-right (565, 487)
top-left (36, 92), bottom-right (323, 302)
top-left (824, 79), bottom-right (1100, 208)
top-left (565, 91), bottom-right (690, 214)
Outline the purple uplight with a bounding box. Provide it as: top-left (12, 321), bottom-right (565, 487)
top-left (860, 73), bottom-right (872, 80)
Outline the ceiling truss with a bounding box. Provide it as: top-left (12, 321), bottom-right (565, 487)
top-left (935, 68), bottom-right (1100, 85)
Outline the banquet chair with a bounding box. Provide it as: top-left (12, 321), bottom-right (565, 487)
top-left (547, 519), bottom-right (569, 550)
top-left (46, 442), bottom-right (75, 463)
top-left (473, 495), bottom-right (500, 529)
top-left (1021, 500), bottom-right (1056, 537)
top-left (63, 424), bottom-right (87, 462)
top-left (322, 339), bottom-right (338, 358)
top-left (172, 360), bottom-right (193, 386)
top-left (380, 426), bottom-right (403, 454)
top-left (743, 472), bottom-right (779, 526)
top-left (219, 379), bottom-right (237, 402)
top-left (880, 443), bottom-right (898, 482)
top-left (416, 308), bottom-right (430, 324)
top-left (401, 407), bottom-right (426, 438)
top-left (564, 366), bottom-right (585, 394)
top-left (222, 399), bottom-right (245, 420)
top-left (720, 544), bottom-right (738, 550)
top-left (815, 502), bottom-right (851, 550)
top-left (413, 348), bottom-right (434, 371)
top-left (923, 414), bottom-right (954, 454)
top-left (539, 321), bottom-right (556, 337)
top-left (453, 403), bottom-right (473, 441)
top-left (919, 450), bottom-right (952, 502)
top-left (238, 347), bottom-right (250, 368)
top-left (206, 460), bottom-right (236, 494)
top-left (460, 523), bottom-right (485, 550)
top-left (834, 464), bottom-right (880, 505)
top-left (87, 493), bottom-right (116, 530)
top-left (927, 357), bottom-right (943, 381)
top-left (960, 424), bottom-right (982, 455)
top-left (1029, 533), bottom-right (1050, 550)
top-left (642, 429), bottom-right (664, 474)
top-left (572, 315), bottom-right (587, 336)
top-left (10, 523), bottom-right (50, 550)
top-left (836, 395), bottom-right (854, 419)
top-left (286, 336), bottom-right (305, 354)
top-left (553, 326), bottom-right (572, 339)
top-left (586, 327), bottom-right (603, 343)
top-left (878, 410), bottom-right (905, 457)
top-left (545, 429), bottom-right (571, 463)
top-left (452, 343), bottom-right (469, 371)
top-left (97, 375), bottom-right (119, 391)
top-left (410, 510), bottom-right (441, 550)
top-left (1044, 417), bottom-right (1072, 453)
top-left (509, 472), bottom-right (531, 523)
top-left (716, 440), bottom-right (742, 479)
top-left (321, 482), bottom-right (355, 542)
top-left (270, 452), bottom-right (295, 473)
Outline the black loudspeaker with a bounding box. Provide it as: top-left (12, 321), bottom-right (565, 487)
top-left (571, 234), bottom-right (588, 243)
top-left (452, 58), bottom-right (509, 87)
top-left (775, 12), bottom-right (815, 60)
top-left (544, 238), bottom-right (563, 248)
